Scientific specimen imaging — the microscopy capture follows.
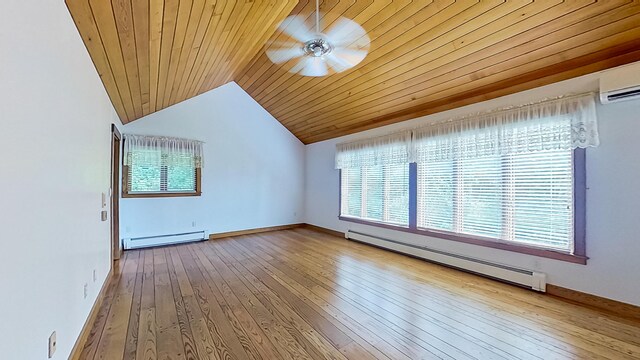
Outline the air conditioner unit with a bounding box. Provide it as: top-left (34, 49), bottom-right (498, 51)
top-left (599, 61), bottom-right (640, 104)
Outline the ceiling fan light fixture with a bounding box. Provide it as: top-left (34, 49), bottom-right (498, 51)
top-left (265, 0), bottom-right (369, 77)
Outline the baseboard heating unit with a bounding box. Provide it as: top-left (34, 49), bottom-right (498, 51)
top-left (345, 230), bottom-right (546, 292)
top-left (124, 230), bottom-right (209, 250)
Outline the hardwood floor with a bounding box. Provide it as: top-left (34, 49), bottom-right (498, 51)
top-left (80, 228), bottom-right (640, 359)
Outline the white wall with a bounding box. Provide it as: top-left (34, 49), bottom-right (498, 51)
top-left (120, 82), bottom-right (305, 239)
top-left (0, 1), bottom-right (120, 359)
top-left (305, 71), bottom-right (640, 306)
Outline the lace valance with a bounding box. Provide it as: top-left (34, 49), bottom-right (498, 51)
top-left (335, 93), bottom-right (599, 168)
top-left (335, 131), bottom-right (411, 169)
top-left (123, 134), bottom-right (204, 168)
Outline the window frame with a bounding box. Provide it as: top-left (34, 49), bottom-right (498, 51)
top-left (338, 149), bottom-right (587, 265)
top-left (121, 148), bottom-right (202, 199)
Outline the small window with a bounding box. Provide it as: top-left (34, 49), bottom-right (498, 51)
top-left (122, 135), bottom-right (203, 198)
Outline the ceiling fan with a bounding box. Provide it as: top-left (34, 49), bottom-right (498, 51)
top-left (265, 0), bottom-right (370, 77)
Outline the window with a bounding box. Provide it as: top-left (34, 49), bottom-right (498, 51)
top-left (336, 94), bottom-right (598, 264)
top-left (340, 163), bottom-right (409, 226)
top-left (417, 148), bottom-right (575, 252)
top-left (122, 135), bottom-right (203, 198)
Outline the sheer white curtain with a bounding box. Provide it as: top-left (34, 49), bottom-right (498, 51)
top-left (411, 93), bottom-right (599, 163)
top-left (123, 134), bottom-right (204, 168)
top-left (334, 93), bottom-right (599, 167)
top-left (335, 131), bottom-right (411, 169)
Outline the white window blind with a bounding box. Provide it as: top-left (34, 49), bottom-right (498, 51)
top-left (128, 151), bottom-right (197, 193)
top-left (417, 148), bottom-right (574, 252)
top-left (341, 163), bottom-right (409, 226)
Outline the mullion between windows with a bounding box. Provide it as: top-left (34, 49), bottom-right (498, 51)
top-left (453, 159), bottom-right (463, 234)
top-left (503, 155), bottom-right (516, 241)
top-left (160, 153), bottom-right (168, 192)
top-left (360, 167), bottom-right (368, 219)
top-left (384, 165), bottom-right (404, 224)
top-left (383, 165), bottom-right (389, 223)
top-left (408, 163), bottom-right (417, 229)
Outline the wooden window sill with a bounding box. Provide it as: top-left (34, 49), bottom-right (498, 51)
top-left (122, 192), bottom-right (201, 198)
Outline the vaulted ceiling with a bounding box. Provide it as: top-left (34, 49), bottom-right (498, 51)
top-left (66, 0), bottom-right (298, 121)
top-left (67, 0), bottom-right (640, 144)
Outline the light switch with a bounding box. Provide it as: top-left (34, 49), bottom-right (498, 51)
top-left (101, 211), bottom-right (108, 221)
top-left (48, 331), bottom-right (56, 358)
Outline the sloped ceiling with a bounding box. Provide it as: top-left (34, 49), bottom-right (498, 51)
top-left (66, 0), bottom-right (298, 121)
top-left (68, 0), bottom-right (640, 144)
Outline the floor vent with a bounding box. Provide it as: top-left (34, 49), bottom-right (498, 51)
top-left (124, 230), bottom-right (209, 250)
top-left (346, 230), bottom-right (546, 292)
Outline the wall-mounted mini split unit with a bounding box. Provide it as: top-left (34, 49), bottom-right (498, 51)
top-left (599, 61), bottom-right (640, 104)
top-left (123, 230), bottom-right (209, 250)
top-left (345, 230), bottom-right (547, 292)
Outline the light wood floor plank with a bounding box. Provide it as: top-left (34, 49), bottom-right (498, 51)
top-left (153, 248), bottom-right (185, 360)
top-left (80, 229), bottom-right (640, 359)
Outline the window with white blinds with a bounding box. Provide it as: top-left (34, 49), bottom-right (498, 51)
top-left (340, 163), bottom-right (409, 226)
top-left (122, 134), bottom-right (203, 197)
top-left (335, 94), bottom-right (596, 260)
top-left (127, 150), bottom-right (198, 194)
top-left (417, 148), bottom-right (574, 252)
top-left (124, 149), bottom-right (198, 195)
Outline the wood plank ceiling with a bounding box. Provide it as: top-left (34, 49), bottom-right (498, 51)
top-left (65, 0), bottom-right (298, 122)
top-left (67, 0), bottom-right (640, 144)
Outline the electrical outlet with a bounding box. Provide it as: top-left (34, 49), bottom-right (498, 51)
top-left (83, 283), bottom-right (88, 299)
top-left (93, 269), bottom-right (97, 282)
top-left (48, 331), bottom-right (56, 358)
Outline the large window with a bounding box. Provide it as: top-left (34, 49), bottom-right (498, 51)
top-left (339, 149), bottom-right (584, 262)
top-left (123, 135), bottom-right (203, 198)
top-left (336, 94), bottom-right (598, 264)
top-left (340, 163), bottom-right (409, 226)
top-left (417, 149), bottom-right (575, 252)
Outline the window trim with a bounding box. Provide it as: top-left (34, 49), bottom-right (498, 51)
top-left (122, 166), bottom-right (202, 198)
top-left (338, 149), bottom-right (587, 265)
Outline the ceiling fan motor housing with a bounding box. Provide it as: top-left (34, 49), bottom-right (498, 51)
top-left (304, 38), bottom-right (332, 57)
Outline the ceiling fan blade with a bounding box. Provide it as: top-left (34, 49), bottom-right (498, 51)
top-left (325, 53), bottom-right (351, 73)
top-left (303, 58), bottom-right (329, 77)
top-left (266, 47), bottom-right (305, 64)
top-left (289, 57), bottom-right (311, 74)
top-left (279, 15), bottom-right (315, 43)
top-left (332, 48), bottom-right (368, 67)
top-left (291, 57), bottom-right (328, 77)
top-left (325, 17), bottom-right (368, 47)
